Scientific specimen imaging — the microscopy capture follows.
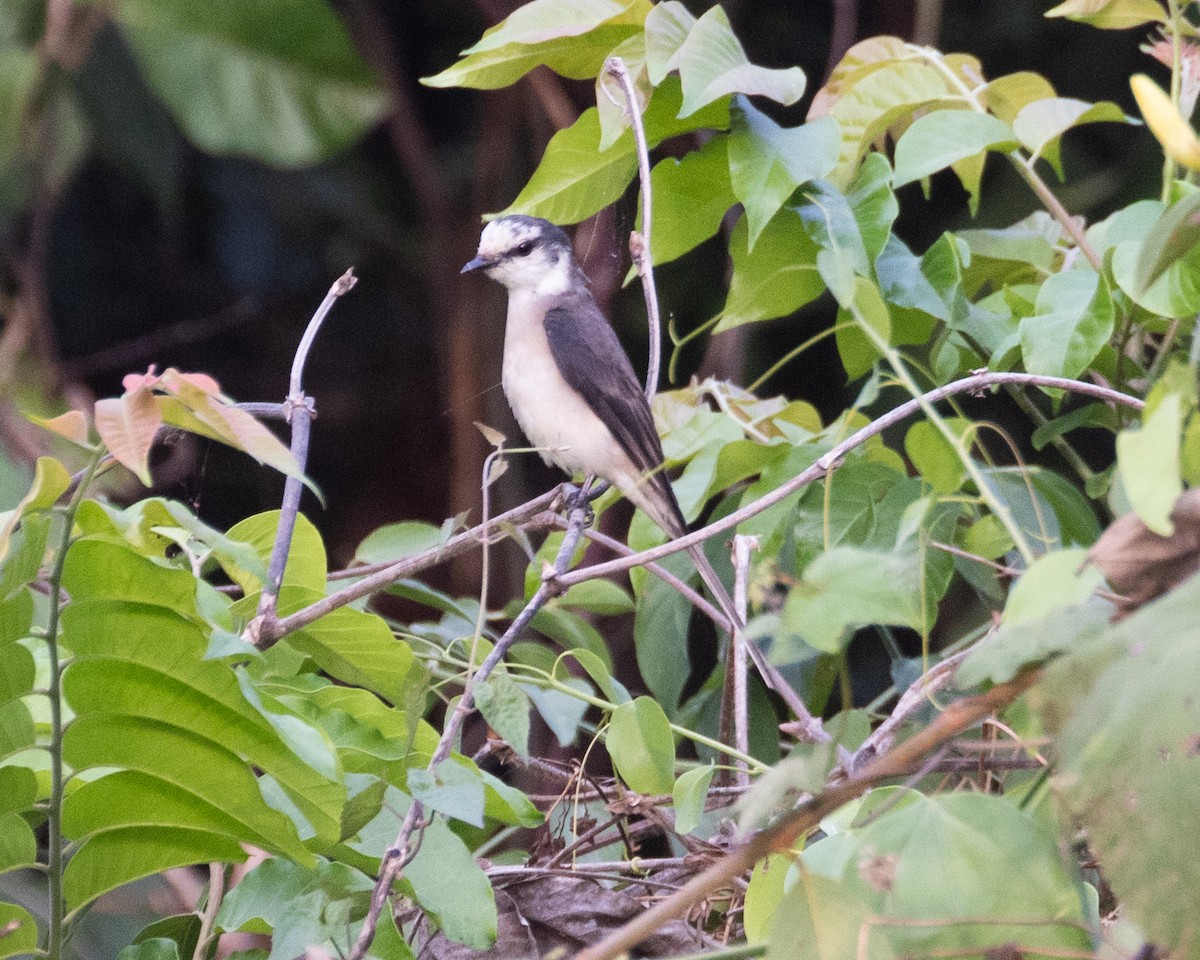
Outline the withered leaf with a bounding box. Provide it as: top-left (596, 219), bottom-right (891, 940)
top-left (1088, 489), bottom-right (1200, 619)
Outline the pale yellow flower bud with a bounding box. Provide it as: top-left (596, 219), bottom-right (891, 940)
top-left (1131, 73), bottom-right (1200, 170)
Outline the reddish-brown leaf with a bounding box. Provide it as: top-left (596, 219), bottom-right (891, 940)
top-left (94, 389), bottom-right (162, 486)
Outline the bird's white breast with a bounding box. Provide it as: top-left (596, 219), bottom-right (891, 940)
top-left (501, 292), bottom-right (629, 482)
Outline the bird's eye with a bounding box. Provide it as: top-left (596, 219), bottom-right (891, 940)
top-left (514, 241), bottom-right (534, 257)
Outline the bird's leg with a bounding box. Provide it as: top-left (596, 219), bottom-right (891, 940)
top-left (564, 477), bottom-right (597, 528)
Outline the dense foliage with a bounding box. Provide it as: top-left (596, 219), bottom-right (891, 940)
top-left (2, 0), bottom-right (1199, 958)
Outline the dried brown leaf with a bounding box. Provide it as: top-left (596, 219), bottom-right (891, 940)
top-left (1088, 489), bottom-right (1200, 618)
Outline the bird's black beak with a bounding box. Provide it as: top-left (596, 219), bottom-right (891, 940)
top-left (461, 255), bottom-right (491, 274)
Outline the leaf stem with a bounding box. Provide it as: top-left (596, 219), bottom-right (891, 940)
top-left (43, 447), bottom-right (101, 958)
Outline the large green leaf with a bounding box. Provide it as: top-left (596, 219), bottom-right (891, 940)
top-left (1116, 393), bottom-right (1183, 536)
top-left (1045, 0), bottom-right (1165, 28)
top-left (61, 597), bottom-right (345, 847)
top-left (728, 98), bottom-right (839, 248)
top-left (781, 547), bottom-right (924, 654)
top-left (114, 0), bottom-right (388, 167)
top-left (0, 48), bottom-right (37, 175)
top-left (405, 814), bottom-right (498, 949)
top-left (1018, 269), bottom-right (1114, 379)
top-left (715, 208), bottom-right (823, 331)
top-left (827, 60), bottom-right (952, 185)
top-left (224, 509), bottom-right (327, 594)
top-left (497, 76), bottom-right (729, 224)
top-left (773, 792), bottom-right (1091, 960)
top-left (249, 585), bottom-right (416, 707)
top-left (1043, 574), bottom-right (1200, 956)
top-left (65, 828), bottom-right (247, 914)
top-left (1132, 189), bottom-right (1200, 294)
top-left (1011, 97), bottom-right (1128, 174)
top-left (892, 110), bottom-right (1018, 189)
top-left (644, 135), bottom-right (736, 265)
top-left (672, 6), bottom-right (806, 118)
top-left (423, 0), bottom-right (649, 89)
top-left (607, 696), bottom-right (676, 795)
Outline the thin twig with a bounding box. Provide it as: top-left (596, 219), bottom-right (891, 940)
top-left (571, 669), bottom-right (1041, 960)
top-left (605, 56), bottom-right (661, 397)
top-left (253, 493), bottom-right (562, 644)
top-left (730, 536), bottom-right (759, 788)
top-left (250, 269), bottom-right (356, 634)
top-left (193, 863), bottom-right (225, 960)
top-left (553, 372), bottom-right (1144, 591)
top-left (347, 497), bottom-right (594, 960)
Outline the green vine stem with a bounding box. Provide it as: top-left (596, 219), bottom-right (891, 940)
top-left (42, 448), bottom-right (101, 958)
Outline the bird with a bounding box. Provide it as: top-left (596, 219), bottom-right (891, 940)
top-left (462, 214), bottom-right (786, 694)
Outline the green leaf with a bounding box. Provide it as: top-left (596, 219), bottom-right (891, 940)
top-left (716, 208), bottom-right (823, 331)
top-left (1116, 393), bottom-right (1184, 535)
top-left (893, 110), bottom-right (1018, 189)
top-left (1113, 234), bottom-right (1200, 319)
top-left (0, 455), bottom-right (69, 564)
top-left (261, 585), bottom-right (415, 705)
top-left (984, 71), bottom-right (1058, 124)
top-left (63, 538), bottom-right (202, 617)
top-left (0, 812), bottom-right (36, 873)
top-left (798, 180), bottom-right (871, 307)
top-left (1133, 189), bottom-right (1200, 293)
top-left (1001, 548), bottom-right (1105, 626)
top-left (1011, 97), bottom-right (1128, 173)
top-left (521, 677), bottom-right (591, 747)
top-left (607, 696), bottom-right (675, 795)
top-left (407, 760), bottom-right (486, 828)
top-left (1045, 0), bottom-right (1166, 28)
top-left (498, 75), bottom-right (727, 224)
top-left (782, 547), bottom-right (924, 653)
top-left (0, 700), bottom-right (33, 762)
top-left (224, 510), bottom-right (327, 594)
top-left (780, 792), bottom-right (1092, 959)
top-left (65, 827), bottom-right (247, 913)
top-left (728, 98), bottom-right (839, 248)
top-left (1042, 574), bottom-right (1200, 953)
top-left (423, 0), bottom-right (648, 89)
top-left (957, 601), bottom-right (1109, 687)
top-left (836, 277), bottom-right (891, 379)
top-left (0, 903), bottom-right (39, 959)
top-left (406, 816), bottom-right (497, 948)
top-left (827, 60), bottom-right (952, 184)
top-left (61, 598), bottom-right (344, 846)
top-left (474, 672), bottom-right (531, 757)
top-left (673, 6), bottom-right (806, 118)
top-left (114, 0), bottom-right (388, 167)
top-left (904, 418), bottom-right (973, 494)
top-left (1018, 269), bottom-right (1114, 379)
top-left (984, 466), bottom-right (1101, 550)
top-left (644, 135), bottom-right (736, 265)
top-left (118, 938), bottom-right (182, 960)
top-left (672, 764), bottom-right (714, 834)
top-left (633, 556), bottom-right (693, 710)
top-left (643, 0), bottom-right (693, 84)
top-left (355, 521), bottom-right (445, 565)
top-left (558, 578), bottom-right (634, 615)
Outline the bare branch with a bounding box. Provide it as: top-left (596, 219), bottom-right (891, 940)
top-left (553, 372), bottom-right (1144, 591)
top-left (250, 270), bottom-right (357, 635)
top-left (604, 56), bottom-right (662, 398)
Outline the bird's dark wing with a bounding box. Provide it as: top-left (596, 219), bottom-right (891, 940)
top-left (543, 296), bottom-right (687, 536)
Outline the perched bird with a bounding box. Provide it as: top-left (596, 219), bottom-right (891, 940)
top-left (463, 214), bottom-right (782, 691)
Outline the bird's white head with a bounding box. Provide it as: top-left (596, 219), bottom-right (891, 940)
top-left (462, 215), bottom-right (580, 296)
